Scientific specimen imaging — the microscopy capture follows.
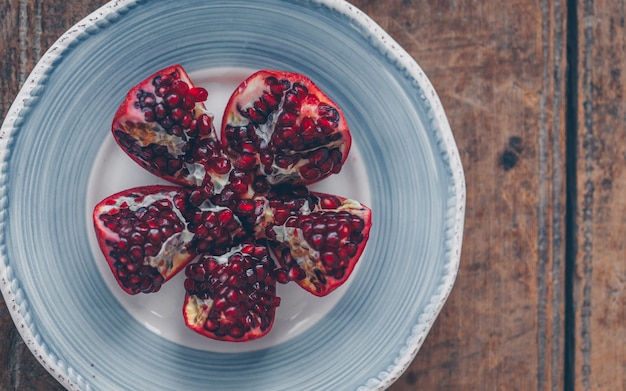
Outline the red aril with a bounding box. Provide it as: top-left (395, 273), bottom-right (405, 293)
top-left (222, 70), bottom-right (351, 186)
top-left (183, 243), bottom-right (280, 341)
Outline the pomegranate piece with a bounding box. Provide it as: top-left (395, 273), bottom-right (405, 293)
top-left (254, 186), bottom-right (372, 297)
top-left (112, 65), bottom-right (231, 191)
top-left (222, 70), bottom-right (352, 186)
top-left (183, 243), bottom-right (280, 341)
top-left (93, 186), bottom-right (194, 294)
top-left (96, 65), bottom-right (372, 341)
top-left (93, 185), bottom-right (245, 294)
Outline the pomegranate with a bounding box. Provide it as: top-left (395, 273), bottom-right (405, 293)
top-left (183, 243), bottom-right (280, 341)
top-left (222, 70), bottom-right (351, 186)
top-left (253, 186), bottom-right (372, 297)
top-left (112, 65), bottom-right (231, 193)
top-left (93, 185), bottom-right (245, 294)
top-left (95, 65), bottom-right (372, 341)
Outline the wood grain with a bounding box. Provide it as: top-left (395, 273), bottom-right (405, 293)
top-left (354, 1), bottom-right (568, 389)
top-left (572, 0), bottom-right (626, 390)
top-left (0, 0), bottom-right (624, 390)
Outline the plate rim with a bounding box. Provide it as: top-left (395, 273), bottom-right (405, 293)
top-left (0, 0), bottom-right (466, 390)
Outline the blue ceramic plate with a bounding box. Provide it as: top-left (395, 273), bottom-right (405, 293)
top-left (0, 0), bottom-right (465, 390)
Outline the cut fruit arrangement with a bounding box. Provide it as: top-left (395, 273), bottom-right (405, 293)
top-left (93, 65), bottom-right (372, 342)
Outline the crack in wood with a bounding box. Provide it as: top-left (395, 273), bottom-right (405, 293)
top-left (550, 2), bottom-right (565, 391)
top-left (537, 1), bottom-right (566, 390)
top-left (580, 0), bottom-right (595, 390)
top-left (18, 0), bottom-right (28, 87)
top-left (537, 0), bottom-right (551, 387)
top-left (34, 0), bottom-right (43, 61)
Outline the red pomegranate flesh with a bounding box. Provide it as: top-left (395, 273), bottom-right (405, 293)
top-left (222, 70), bottom-right (351, 186)
top-left (93, 185), bottom-right (245, 294)
top-left (253, 186), bottom-right (372, 297)
top-left (112, 65), bottom-right (231, 193)
top-left (183, 243), bottom-right (280, 341)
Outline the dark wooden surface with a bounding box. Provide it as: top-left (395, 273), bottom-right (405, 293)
top-left (1, 0), bottom-right (624, 390)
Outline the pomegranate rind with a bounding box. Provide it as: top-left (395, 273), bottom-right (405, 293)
top-left (112, 65), bottom-right (230, 191)
top-left (93, 185), bottom-right (195, 295)
top-left (221, 70), bottom-right (352, 186)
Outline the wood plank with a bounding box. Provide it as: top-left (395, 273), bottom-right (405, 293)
top-left (350, 1), bottom-right (568, 389)
top-left (573, 0), bottom-right (626, 390)
top-left (0, 1), bottom-right (108, 389)
top-left (0, 0), bottom-right (584, 390)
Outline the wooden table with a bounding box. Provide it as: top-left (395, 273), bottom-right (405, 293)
top-left (1, 0), bottom-right (624, 390)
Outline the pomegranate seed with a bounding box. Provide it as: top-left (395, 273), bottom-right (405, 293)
top-left (319, 159), bottom-right (334, 175)
top-left (275, 154), bottom-right (298, 169)
top-left (204, 319), bottom-right (219, 332)
top-left (308, 147), bottom-right (328, 164)
top-left (196, 114), bottom-right (212, 135)
top-left (254, 99), bottom-right (269, 115)
top-left (212, 157), bottom-right (232, 175)
top-left (245, 107), bottom-right (266, 123)
top-left (321, 252), bottom-right (338, 267)
top-left (288, 266), bottom-right (305, 281)
top-left (171, 79), bottom-right (189, 95)
top-left (234, 154), bottom-right (257, 171)
top-left (181, 95), bottom-right (196, 110)
top-left (214, 297), bottom-right (228, 310)
top-left (230, 178), bottom-right (248, 194)
top-left (319, 195), bottom-right (342, 209)
top-left (300, 166), bottom-right (321, 181)
top-left (156, 86), bottom-right (168, 97)
top-left (309, 233), bottom-right (325, 250)
top-left (190, 87), bottom-right (208, 101)
top-left (229, 326), bottom-right (245, 339)
top-left (277, 112), bottom-right (297, 127)
top-left (165, 93), bottom-right (180, 108)
top-left (236, 199), bottom-right (255, 216)
top-left (261, 92), bottom-right (279, 110)
top-left (293, 83), bottom-right (308, 99)
top-left (218, 209), bottom-right (234, 224)
top-left (156, 73), bottom-right (172, 86)
top-left (326, 231), bottom-right (340, 247)
top-left (267, 77), bottom-right (290, 95)
top-left (154, 103), bottom-right (166, 119)
top-left (338, 224), bottom-right (351, 239)
top-left (283, 90), bottom-right (301, 113)
top-left (275, 269), bottom-right (289, 284)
